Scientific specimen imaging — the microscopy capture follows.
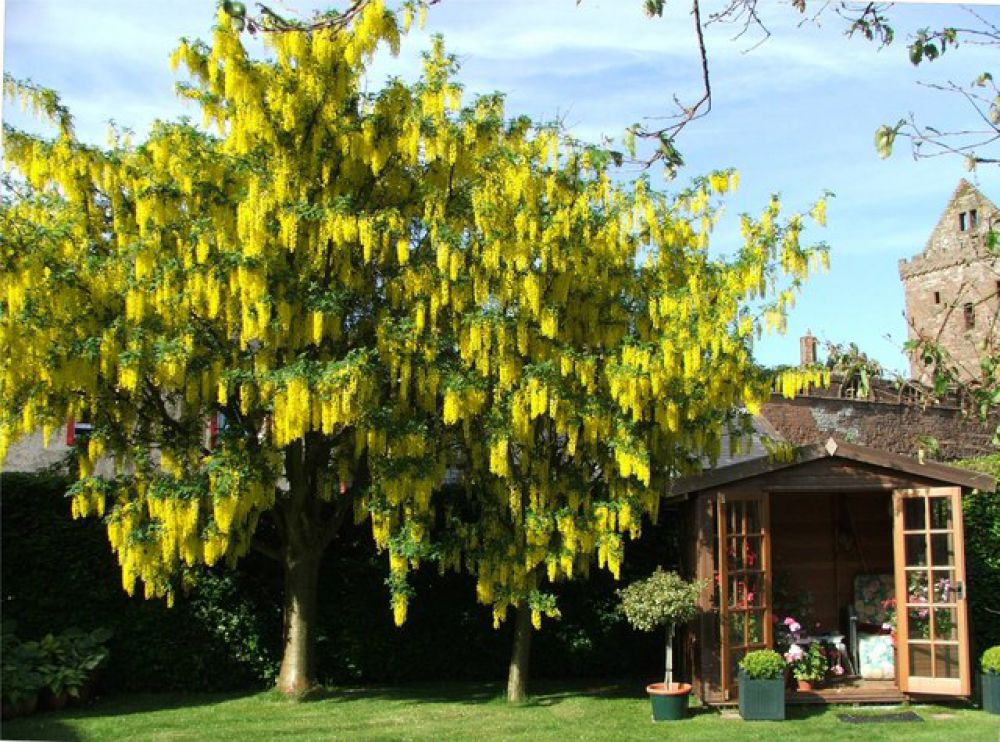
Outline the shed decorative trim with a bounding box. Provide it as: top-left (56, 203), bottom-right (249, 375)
top-left (667, 436), bottom-right (995, 498)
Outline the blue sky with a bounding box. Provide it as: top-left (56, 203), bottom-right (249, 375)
top-left (3, 0), bottom-right (998, 375)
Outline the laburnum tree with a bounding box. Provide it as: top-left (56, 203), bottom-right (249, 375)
top-left (0, 1), bottom-right (829, 697)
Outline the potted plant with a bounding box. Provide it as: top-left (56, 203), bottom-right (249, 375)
top-left (786, 642), bottom-right (827, 691)
top-left (35, 633), bottom-right (78, 710)
top-left (982, 646), bottom-right (1000, 714)
top-left (738, 649), bottom-right (786, 721)
top-left (1, 641), bottom-right (44, 720)
top-left (63, 627), bottom-right (112, 703)
top-left (619, 569), bottom-right (706, 722)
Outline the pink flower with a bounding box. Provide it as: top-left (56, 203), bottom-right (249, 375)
top-left (783, 617), bottom-right (802, 633)
top-left (832, 664), bottom-right (844, 676)
top-left (784, 644), bottom-right (804, 663)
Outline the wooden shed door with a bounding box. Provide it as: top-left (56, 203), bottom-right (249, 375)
top-left (718, 492), bottom-right (772, 698)
top-left (892, 487), bottom-right (971, 696)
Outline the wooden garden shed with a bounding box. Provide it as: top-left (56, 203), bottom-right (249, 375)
top-left (668, 437), bottom-right (995, 706)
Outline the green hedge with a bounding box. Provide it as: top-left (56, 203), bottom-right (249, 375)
top-left (957, 456), bottom-right (1000, 654)
top-left (7, 465), bottom-right (997, 693)
top-left (1, 472), bottom-right (669, 691)
top-left (1, 472), bottom-right (279, 691)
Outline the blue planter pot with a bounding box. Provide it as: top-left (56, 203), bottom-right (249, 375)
top-left (738, 671), bottom-right (785, 721)
top-left (984, 673), bottom-right (1000, 715)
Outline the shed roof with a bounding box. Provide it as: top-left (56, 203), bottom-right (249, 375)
top-left (667, 437), bottom-right (995, 497)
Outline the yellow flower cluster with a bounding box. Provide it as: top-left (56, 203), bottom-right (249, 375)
top-left (1, 3), bottom-right (829, 626)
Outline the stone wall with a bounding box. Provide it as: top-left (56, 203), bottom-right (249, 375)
top-left (761, 393), bottom-right (995, 461)
top-left (3, 428), bottom-right (73, 473)
top-left (899, 179), bottom-right (999, 383)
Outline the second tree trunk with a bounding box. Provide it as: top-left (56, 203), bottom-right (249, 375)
top-left (506, 603), bottom-right (533, 703)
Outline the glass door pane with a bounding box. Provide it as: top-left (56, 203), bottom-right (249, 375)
top-left (718, 493), bottom-right (771, 699)
top-left (893, 487), bottom-right (970, 696)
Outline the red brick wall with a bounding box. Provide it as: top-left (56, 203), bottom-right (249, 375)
top-left (761, 394), bottom-right (995, 461)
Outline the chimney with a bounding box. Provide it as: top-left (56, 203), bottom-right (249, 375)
top-left (800, 332), bottom-right (818, 366)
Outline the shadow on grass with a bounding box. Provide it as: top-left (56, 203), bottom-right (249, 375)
top-left (294, 677), bottom-right (646, 707)
top-left (2, 676), bottom-right (654, 738)
top-left (520, 679), bottom-right (646, 708)
top-left (2, 689), bottom-right (261, 732)
top-left (1, 718), bottom-right (84, 742)
top-left (300, 681), bottom-right (502, 705)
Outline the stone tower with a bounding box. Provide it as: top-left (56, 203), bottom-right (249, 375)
top-left (899, 179), bottom-right (999, 383)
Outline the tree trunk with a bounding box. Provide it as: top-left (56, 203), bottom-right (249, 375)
top-left (506, 603), bottom-right (533, 703)
top-left (664, 623), bottom-right (674, 687)
top-left (276, 543), bottom-right (323, 695)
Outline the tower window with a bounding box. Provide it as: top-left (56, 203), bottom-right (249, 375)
top-left (964, 303), bottom-right (975, 329)
top-left (959, 209), bottom-right (979, 232)
top-left (933, 291), bottom-right (941, 305)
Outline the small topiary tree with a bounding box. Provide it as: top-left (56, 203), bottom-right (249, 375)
top-left (619, 569), bottom-right (706, 688)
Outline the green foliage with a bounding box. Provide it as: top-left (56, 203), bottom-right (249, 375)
top-left (2, 626), bottom-right (111, 703)
top-left (789, 643), bottom-right (826, 682)
top-left (62, 628), bottom-right (113, 674)
top-left (738, 649), bottom-right (786, 680)
top-left (2, 471), bottom-right (680, 691)
top-left (875, 121), bottom-right (904, 160)
top-left (824, 341), bottom-right (886, 398)
top-left (1, 633), bottom-right (45, 705)
top-left (908, 27), bottom-right (959, 66)
top-left (1, 472), bottom-right (280, 691)
top-left (642, 0), bottom-right (666, 18)
top-left (954, 457), bottom-right (1000, 652)
top-left (617, 569), bottom-right (704, 633)
top-left (982, 646), bottom-right (1000, 675)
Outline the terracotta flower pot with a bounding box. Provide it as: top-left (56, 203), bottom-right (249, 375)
top-left (646, 682), bottom-right (691, 722)
top-left (796, 679), bottom-right (816, 692)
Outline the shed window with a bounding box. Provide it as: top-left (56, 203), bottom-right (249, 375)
top-left (933, 291), bottom-right (941, 305)
top-left (959, 210), bottom-right (979, 232)
top-left (963, 303), bottom-right (975, 329)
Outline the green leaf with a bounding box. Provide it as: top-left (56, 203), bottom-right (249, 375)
top-left (874, 124), bottom-right (898, 159)
top-left (643, 0), bottom-right (666, 18)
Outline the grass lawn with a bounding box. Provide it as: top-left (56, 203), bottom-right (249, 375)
top-left (3, 681), bottom-right (999, 741)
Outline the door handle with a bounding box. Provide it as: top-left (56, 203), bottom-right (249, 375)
top-left (956, 581), bottom-right (966, 601)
